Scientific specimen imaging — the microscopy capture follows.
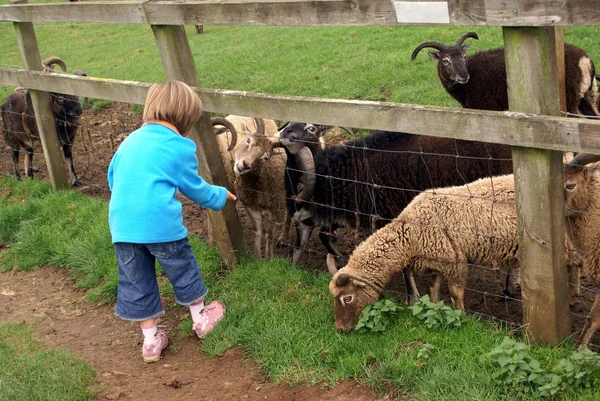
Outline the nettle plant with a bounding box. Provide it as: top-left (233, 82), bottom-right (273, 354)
top-left (482, 336), bottom-right (600, 397)
top-left (408, 294), bottom-right (464, 330)
top-left (354, 298), bottom-right (400, 333)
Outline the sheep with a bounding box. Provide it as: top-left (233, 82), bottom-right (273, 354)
top-left (212, 115), bottom-right (278, 188)
top-left (327, 174), bottom-right (582, 333)
top-left (596, 74), bottom-right (600, 113)
top-left (232, 118), bottom-right (290, 258)
top-left (276, 123), bottom-right (513, 269)
top-left (411, 32), bottom-right (600, 118)
top-left (564, 152), bottom-right (600, 348)
top-left (1, 56), bottom-right (83, 186)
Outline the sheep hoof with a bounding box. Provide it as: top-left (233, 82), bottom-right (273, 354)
top-left (72, 179), bottom-right (82, 187)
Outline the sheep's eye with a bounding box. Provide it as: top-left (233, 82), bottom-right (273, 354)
top-left (245, 138), bottom-right (251, 144)
top-left (306, 125), bottom-right (316, 133)
top-left (442, 59), bottom-right (450, 66)
top-left (566, 183), bottom-right (576, 190)
top-left (343, 295), bottom-right (353, 304)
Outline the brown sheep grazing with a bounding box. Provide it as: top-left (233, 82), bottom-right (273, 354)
top-left (328, 174), bottom-right (581, 334)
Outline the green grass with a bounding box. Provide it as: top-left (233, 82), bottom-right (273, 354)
top-left (0, 321), bottom-right (99, 401)
top-left (0, 20), bottom-right (599, 108)
top-left (1, 177), bottom-right (599, 400)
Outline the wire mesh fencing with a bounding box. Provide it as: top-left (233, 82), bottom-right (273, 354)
top-left (1, 84), bottom-right (599, 349)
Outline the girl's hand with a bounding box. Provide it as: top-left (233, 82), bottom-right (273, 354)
top-left (227, 191), bottom-right (237, 201)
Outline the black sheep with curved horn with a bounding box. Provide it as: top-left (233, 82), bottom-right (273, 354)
top-left (412, 32), bottom-right (600, 117)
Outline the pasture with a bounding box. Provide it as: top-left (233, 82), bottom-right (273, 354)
top-left (1, 14), bottom-right (600, 401)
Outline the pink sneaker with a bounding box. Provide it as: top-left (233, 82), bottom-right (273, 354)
top-left (142, 330), bottom-right (168, 363)
top-left (193, 300), bottom-right (225, 338)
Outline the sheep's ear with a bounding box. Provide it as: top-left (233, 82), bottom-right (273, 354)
top-left (462, 42), bottom-right (472, 51)
top-left (428, 50), bottom-right (440, 60)
top-left (584, 166), bottom-right (595, 181)
top-left (335, 273), bottom-right (350, 287)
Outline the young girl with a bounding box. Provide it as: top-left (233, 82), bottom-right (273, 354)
top-left (107, 81), bottom-right (236, 363)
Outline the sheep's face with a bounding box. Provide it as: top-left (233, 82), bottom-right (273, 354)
top-left (233, 134), bottom-right (273, 175)
top-left (329, 272), bottom-right (379, 333)
top-left (277, 122), bottom-right (329, 154)
top-left (429, 44), bottom-right (472, 84)
top-left (564, 168), bottom-right (593, 217)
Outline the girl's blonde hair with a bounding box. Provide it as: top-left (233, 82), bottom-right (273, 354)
top-left (142, 81), bottom-right (203, 135)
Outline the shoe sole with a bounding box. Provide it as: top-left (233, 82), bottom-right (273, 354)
top-left (143, 355), bottom-right (162, 363)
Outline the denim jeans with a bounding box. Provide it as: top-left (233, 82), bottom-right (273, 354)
top-left (114, 237), bottom-right (208, 321)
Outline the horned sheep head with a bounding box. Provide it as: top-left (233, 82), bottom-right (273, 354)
top-left (564, 153), bottom-right (600, 216)
top-left (411, 32), bottom-right (479, 85)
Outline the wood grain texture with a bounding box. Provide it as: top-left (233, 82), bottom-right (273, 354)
top-left (0, 0), bottom-right (599, 26)
top-left (504, 26), bottom-right (571, 345)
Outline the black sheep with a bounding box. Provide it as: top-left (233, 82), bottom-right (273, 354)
top-left (411, 32), bottom-right (600, 117)
top-left (1, 57), bottom-right (83, 185)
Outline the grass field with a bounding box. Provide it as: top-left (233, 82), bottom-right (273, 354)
top-left (0, 19), bottom-right (599, 108)
top-left (1, 13), bottom-right (600, 401)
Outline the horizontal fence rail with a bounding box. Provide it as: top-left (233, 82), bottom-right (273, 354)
top-left (0, 0), bottom-right (600, 26)
top-left (2, 67), bottom-right (600, 154)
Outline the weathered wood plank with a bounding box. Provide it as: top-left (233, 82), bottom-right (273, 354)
top-left (12, 18), bottom-right (70, 189)
top-left (0, 0), bottom-right (599, 26)
top-left (504, 26), bottom-right (571, 345)
top-left (2, 67), bottom-right (600, 154)
top-left (151, 24), bottom-right (247, 267)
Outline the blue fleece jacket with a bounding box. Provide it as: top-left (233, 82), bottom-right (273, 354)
top-left (108, 122), bottom-right (228, 244)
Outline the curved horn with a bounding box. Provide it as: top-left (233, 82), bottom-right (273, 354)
top-left (42, 56), bottom-right (67, 72)
top-left (294, 146), bottom-right (316, 202)
top-left (253, 118), bottom-right (265, 136)
top-left (211, 117), bottom-right (238, 151)
top-left (327, 254), bottom-right (339, 276)
top-left (341, 127), bottom-right (354, 136)
top-left (411, 41), bottom-right (448, 60)
top-left (567, 153), bottom-right (600, 170)
top-left (455, 32), bottom-right (479, 47)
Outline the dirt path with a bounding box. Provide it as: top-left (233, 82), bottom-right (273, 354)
top-left (1, 266), bottom-right (381, 401)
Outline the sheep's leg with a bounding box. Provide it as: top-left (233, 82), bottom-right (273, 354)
top-left (403, 269), bottom-right (420, 304)
top-left (447, 279), bottom-right (465, 310)
top-left (318, 226), bottom-right (343, 260)
top-left (246, 207), bottom-right (264, 258)
top-left (429, 273), bottom-right (443, 303)
top-left (578, 294), bottom-right (600, 349)
top-left (22, 145), bottom-right (34, 179)
top-left (292, 221), bottom-right (313, 264)
top-left (62, 145), bottom-right (80, 186)
top-left (263, 210), bottom-right (275, 259)
top-left (10, 149), bottom-right (22, 180)
top-left (277, 212), bottom-right (292, 245)
top-left (567, 261), bottom-right (581, 306)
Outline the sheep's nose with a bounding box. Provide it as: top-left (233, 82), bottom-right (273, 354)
top-left (457, 72), bottom-right (470, 83)
top-left (236, 160), bottom-right (249, 173)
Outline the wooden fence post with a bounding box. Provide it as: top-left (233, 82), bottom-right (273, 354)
top-left (503, 27), bottom-right (571, 345)
top-left (150, 24), bottom-right (247, 267)
top-left (11, 0), bottom-right (70, 189)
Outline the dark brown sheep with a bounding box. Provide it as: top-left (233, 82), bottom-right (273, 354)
top-left (412, 32), bottom-right (600, 118)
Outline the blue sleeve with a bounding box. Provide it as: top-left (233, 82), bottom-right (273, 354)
top-left (178, 152), bottom-right (228, 211)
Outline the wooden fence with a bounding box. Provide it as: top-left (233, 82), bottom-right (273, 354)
top-left (1, 0), bottom-right (600, 346)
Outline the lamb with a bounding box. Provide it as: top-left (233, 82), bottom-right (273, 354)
top-left (212, 115), bottom-right (278, 188)
top-left (232, 118), bottom-right (290, 258)
top-left (411, 32), bottom-right (600, 117)
top-left (564, 152), bottom-right (600, 348)
top-left (1, 56), bottom-right (83, 186)
top-left (328, 174), bottom-right (582, 333)
top-left (277, 123), bottom-right (513, 268)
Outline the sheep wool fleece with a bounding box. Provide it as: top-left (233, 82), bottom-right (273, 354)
top-left (108, 122), bottom-right (228, 244)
